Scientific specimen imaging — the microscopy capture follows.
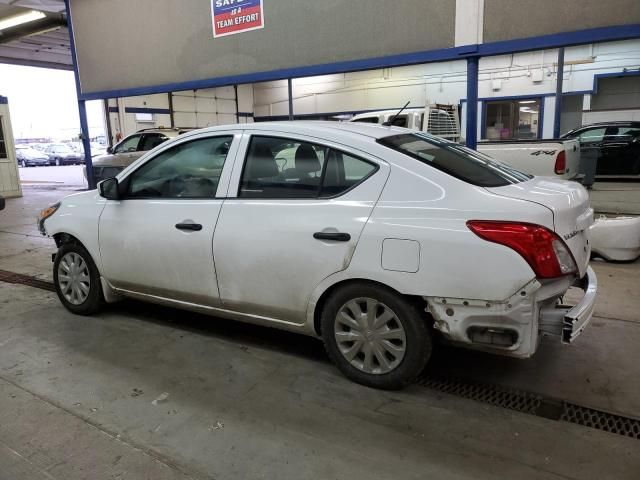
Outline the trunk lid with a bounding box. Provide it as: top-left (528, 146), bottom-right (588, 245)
top-left (487, 177), bottom-right (594, 277)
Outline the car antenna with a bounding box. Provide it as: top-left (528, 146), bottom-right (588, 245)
top-left (382, 101), bottom-right (410, 126)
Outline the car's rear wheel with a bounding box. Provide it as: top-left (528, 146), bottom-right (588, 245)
top-left (53, 243), bottom-right (104, 315)
top-left (321, 282), bottom-right (432, 390)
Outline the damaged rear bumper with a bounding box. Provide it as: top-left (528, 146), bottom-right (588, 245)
top-left (425, 267), bottom-right (597, 358)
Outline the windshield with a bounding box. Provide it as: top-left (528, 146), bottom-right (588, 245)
top-left (377, 133), bottom-right (532, 187)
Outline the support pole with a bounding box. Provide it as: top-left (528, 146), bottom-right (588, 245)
top-left (466, 56), bottom-right (479, 150)
top-left (553, 47), bottom-right (565, 139)
top-left (64, 0), bottom-right (95, 189)
top-left (168, 93), bottom-right (175, 128)
top-left (287, 78), bottom-right (294, 121)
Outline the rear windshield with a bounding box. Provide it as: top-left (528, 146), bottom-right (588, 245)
top-left (378, 133), bottom-right (532, 187)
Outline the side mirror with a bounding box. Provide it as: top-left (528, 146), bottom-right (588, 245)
top-left (99, 177), bottom-right (121, 200)
top-left (0, 196), bottom-right (5, 211)
top-left (106, 146), bottom-right (113, 154)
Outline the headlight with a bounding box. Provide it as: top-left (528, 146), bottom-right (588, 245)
top-left (37, 202), bottom-right (60, 235)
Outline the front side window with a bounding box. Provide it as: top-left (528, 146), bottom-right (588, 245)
top-left (484, 99), bottom-right (540, 140)
top-left (378, 133), bottom-right (531, 187)
top-left (114, 135), bottom-right (141, 154)
top-left (127, 136), bottom-right (233, 199)
top-left (239, 136), bottom-right (377, 199)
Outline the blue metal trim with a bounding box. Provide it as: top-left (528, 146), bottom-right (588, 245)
top-left (237, 112), bottom-right (255, 118)
top-left (64, 0), bottom-right (95, 189)
top-left (479, 101), bottom-right (486, 140)
top-left (0, 96), bottom-right (8, 105)
top-left (539, 96), bottom-right (546, 138)
top-left (466, 57), bottom-right (479, 149)
top-left (124, 107), bottom-right (171, 115)
top-left (76, 24), bottom-right (640, 101)
top-left (553, 48), bottom-right (565, 138)
top-left (108, 106), bottom-right (119, 113)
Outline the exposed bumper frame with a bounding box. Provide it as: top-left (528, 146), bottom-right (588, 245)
top-left (561, 266), bottom-right (597, 344)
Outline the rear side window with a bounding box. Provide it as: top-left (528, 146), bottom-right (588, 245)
top-left (239, 136), bottom-right (377, 198)
top-left (139, 133), bottom-right (169, 151)
top-left (378, 133), bottom-right (531, 187)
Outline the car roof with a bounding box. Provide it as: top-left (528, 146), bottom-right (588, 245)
top-left (180, 120), bottom-right (423, 142)
top-left (576, 121), bottom-right (640, 128)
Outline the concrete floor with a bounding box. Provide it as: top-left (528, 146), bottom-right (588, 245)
top-left (0, 185), bottom-right (639, 479)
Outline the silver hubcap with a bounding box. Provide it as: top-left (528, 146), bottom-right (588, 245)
top-left (334, 297), bottom-right (407, 375)
top-left (57, 252), bottom-right (90, 305)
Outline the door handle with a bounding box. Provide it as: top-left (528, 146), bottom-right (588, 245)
top-left (175, 223), bottom-right (203, 231)
top-left (313, 232), bottom-right (351, 242)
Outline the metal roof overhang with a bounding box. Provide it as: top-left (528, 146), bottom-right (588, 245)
top-left (0, 0), bottom-right (71, 70)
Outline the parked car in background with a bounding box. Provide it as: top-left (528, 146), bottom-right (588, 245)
top-left (351, 108), bottom-right (581, 180)
top-left (45, 143), bottom-right (83, 166)
top-left (88, 128), bottom-right (188, 183)
top-left (16, 145), bottom-right (50, 167)
top-left (68, 141), bottom-right (108, 158)
top-left (39, 122), bottom-right (596, 389)
top-left (562, 122), bottom-right (640, 177)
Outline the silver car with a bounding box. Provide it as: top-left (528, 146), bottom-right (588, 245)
top-left (90, 128), bottom-right (189, 183)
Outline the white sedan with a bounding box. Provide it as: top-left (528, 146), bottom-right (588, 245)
top-left (38, 122), bottom-right (597, 389)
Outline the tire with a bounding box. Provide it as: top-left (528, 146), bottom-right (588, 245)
top-left (53, 243), bottom-right (104, 315)
top-left (321, 282), bottom-right (432, 390)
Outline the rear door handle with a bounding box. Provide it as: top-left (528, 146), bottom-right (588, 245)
top-left (175, 223), bottom-right (203, 232)
top-left (313, 232), bottom-right (351, 242)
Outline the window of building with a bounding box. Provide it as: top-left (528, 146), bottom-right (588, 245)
top-left (484, 99), bottom-right (541, 140)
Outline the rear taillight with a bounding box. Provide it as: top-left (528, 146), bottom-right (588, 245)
top-left (554, 150), bottom-right (566, 175)
top-left (467, 221), bottom-right (577, 279)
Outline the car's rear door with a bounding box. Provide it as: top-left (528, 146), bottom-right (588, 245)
top-left (98, 131), bottom-right (241, 306)
top-left (213, 131), bottom-right (389, 324)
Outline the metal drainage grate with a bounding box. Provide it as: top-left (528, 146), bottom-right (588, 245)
top-left (0, 269), bottom-right (55, 292)
top-left (419, 374), bottom-right (640, 440)
top-left (562, 403), bottom-right (640, 440)
top-left (418, 375), bottom-right (542, 415)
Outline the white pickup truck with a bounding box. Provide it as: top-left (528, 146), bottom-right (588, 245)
top-left (350, 107), bottom-right (581, 180)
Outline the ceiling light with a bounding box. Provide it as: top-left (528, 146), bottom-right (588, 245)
top-left (0, 10), bottom-right (46, 31)
top-left (519, 100), bottom-right (536, 104)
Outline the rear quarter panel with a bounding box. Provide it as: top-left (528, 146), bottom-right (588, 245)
top-left (311, 148), bottom-right (555, 306)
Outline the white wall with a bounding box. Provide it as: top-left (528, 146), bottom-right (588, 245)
top-left (253, 39), bottom-right (640, 139)
top-left (107, 85), bottom-right (251, 141)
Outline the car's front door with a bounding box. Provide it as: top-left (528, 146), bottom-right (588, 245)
top-left (213, 133), bottom-right (389, 324)
top-left (98, 132), bottom-right (241, 306)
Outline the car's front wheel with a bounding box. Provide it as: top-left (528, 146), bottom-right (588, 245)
top-left (53, 243), bottom-right (104, 315)
top-left (321, 282), bottom-right (432, 390)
